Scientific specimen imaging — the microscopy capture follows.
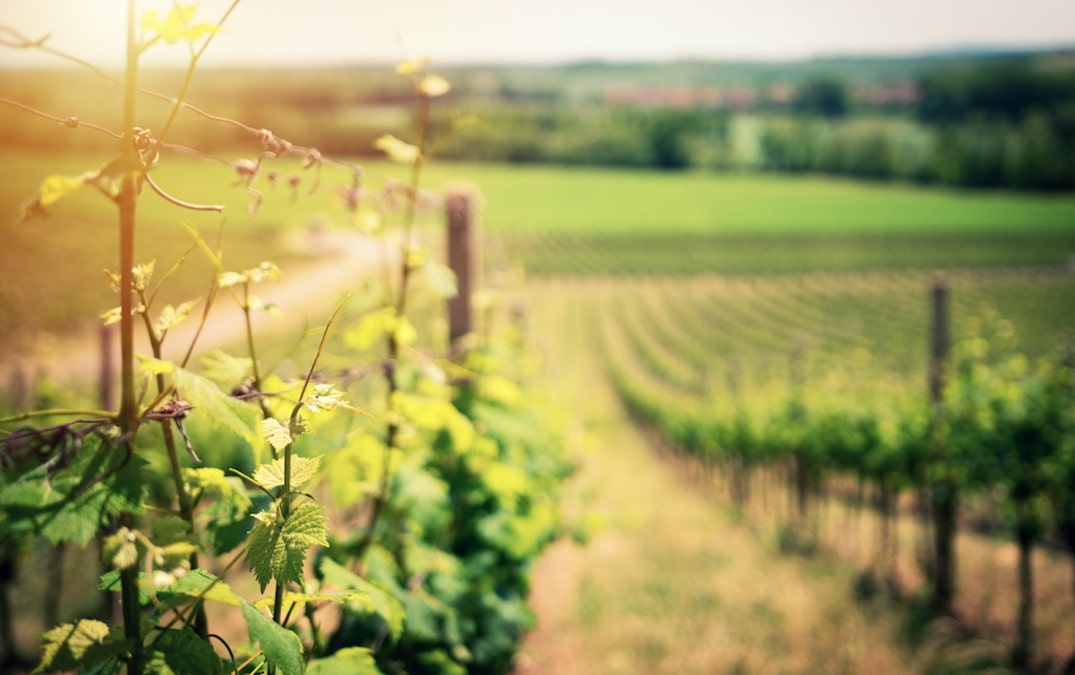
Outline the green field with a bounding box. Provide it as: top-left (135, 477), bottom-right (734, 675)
top-left (3, 151), bottom-right (1074, 344)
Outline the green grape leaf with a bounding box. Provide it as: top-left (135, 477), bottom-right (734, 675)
top-left (35, 620), bottom-right (128, 674)
top-left (245, 514), bottom-right (280, 592)
top-left (259, 418), bottom-right (293, 452)
top-left (284, 501), bottom-right (329, 549)
top-left (0, 437), bottom-right (145, 546)
top-left (217, 261), bottom-right (281, 289)
top-left (199, 350), bottom-right (254, 389)
top-left (251, 588), bottom-right (378, 618)
top-left (0, 481), bottom-right (105, 546)
top-left (241, 598), bottom-right (304, 675)
top-left (183, 467), bottom-right (255, 554)
top-left (143, 626), bottom-right (224, 674)
top-left (302, 383), bottom-right (349, 413)
top-left (252, 455), bottom-right (322, 491)
top-left (306, 647), bottom-right (381, 675)
top-left (164, 568), bottom-right (241, 608)
top-left (171, 363), bottom-right (259, 446)
top-left (154, 299), bottom-right (200, 338)
top-left (375, 134), bottom-right (421, 164)
top-left (318, 557), bottom-right (405, 640)
top-left (245, 502), bottom-right (328, 592)
top-left (182, 466), bottom-right (230, 493)
top-left (151, 515), bottom-right (194, 547)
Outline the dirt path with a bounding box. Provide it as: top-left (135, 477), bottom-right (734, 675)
top-left (516, 280), bottom-right (921, 675)
top-left (0, 228), bottom-right (392, 391)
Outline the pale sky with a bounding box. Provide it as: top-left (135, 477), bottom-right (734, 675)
top-left (3, 0), bottom-right (1075, 68)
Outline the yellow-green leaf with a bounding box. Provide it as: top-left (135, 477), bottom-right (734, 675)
top-left (155, 299), bottom-right (200, 337)
top-left (419, 74), bottom-right (451, 97)
top-left (38, 173), bottom-right (89, 207)
top-left (396, 55), bottom-right (430, 74)
top-left (37, 620), bottom-right (123, 674)
top-left (259, 419), bottom-right (293, 453)
top-left (241, 598), bottom-right (305, 673)
top-left (138, 355), bottom-right (176, 376)
top-left (100, 306), bottom-right (123, 327)
top-left (375, 134), bottom-right (421, 164)
top-left (131, 260), bottom-right (156, 292)
top-left (306, 647), bottom-right (380, 675)
top-left (142, 4), bottom-right (220, 44)
top-left (302, 383), bottom-right (349, 413)
top-left (251, 455), bottom-right (322, 491)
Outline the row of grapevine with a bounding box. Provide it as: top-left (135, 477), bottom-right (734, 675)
top-left (594, 272), bottom-right (1075, 671)
top-left (498, 229), bottom-right (1075, 277)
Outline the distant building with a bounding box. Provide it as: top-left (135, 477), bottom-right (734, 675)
top-left (604, 85), bottom-right (758, 109)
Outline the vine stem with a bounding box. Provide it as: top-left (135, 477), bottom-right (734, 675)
top-left (137, 293), bottom-right (208, 637)
top-left (267, 300), bottom-right (347, 675)
top-left (355, 85), bottom-right (432, 560)
top-left (117, 1), bottom-right (143, 672)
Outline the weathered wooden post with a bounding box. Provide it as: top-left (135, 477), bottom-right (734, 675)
top-left (99, 324), bottom-right (115, 411)
top-left (928, 275), bottom-right (956, 615)
top-left (446, 185), bottom-right (478, 349)
top-left (929, 276), bottom-right (949, 403)
top-left (10, 366), bottom-right (29, 412)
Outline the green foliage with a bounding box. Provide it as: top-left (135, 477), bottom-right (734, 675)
top-left (35, 620), bottom-right (129, 674)
top-left (794, 76), bottom-right (850, 119)
top-left (0, 434), bottom-right (146, 546)
top-left (600, 270), bottom-right (1075, 667)
top-left (306, 648), bottom-right (381, 675)
top-left (240, 598), bottom-right (305, 673)
top-left (142, 628), bottom-right (224, 675)
top-left (245, 502), bottom-right (329, 592)
top-left (2, 10), bottom-right (573, 673)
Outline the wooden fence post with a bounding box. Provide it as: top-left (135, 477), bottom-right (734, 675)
top-left (10, 366), bottom-right (30, 412)
top-left (929, 277), bottom-right (949, 403)
top-left (446, 186), bottom-right (478, 349)
top-left (928, 275), bottom-right (956, 615)
top-left (99, 324), bottom-right (115, 411)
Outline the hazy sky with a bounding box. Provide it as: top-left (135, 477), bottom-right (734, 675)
top-left (3, 0), bottom-right (1075, 68)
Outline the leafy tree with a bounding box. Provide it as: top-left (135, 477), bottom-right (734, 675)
top-left (794, 76), bottom-right (850, 119)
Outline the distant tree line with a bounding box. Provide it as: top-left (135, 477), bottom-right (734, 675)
top-left (3, 57), bottom-right (1073, 189)
top-left (432, 106), bottom-right (729, 170)
top-left (435, 61), bottom-right (1075, 190)
top-left (761, 62), bottom-right (1075, 190)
